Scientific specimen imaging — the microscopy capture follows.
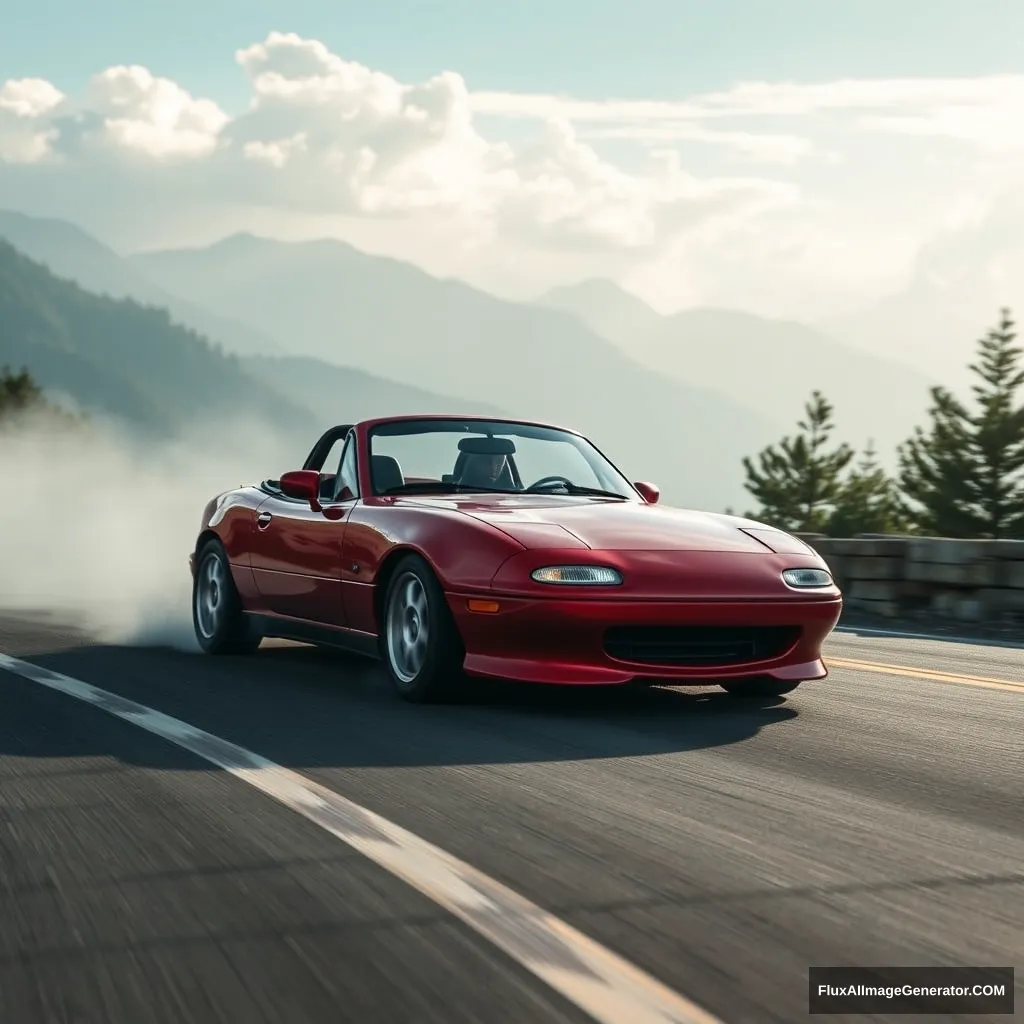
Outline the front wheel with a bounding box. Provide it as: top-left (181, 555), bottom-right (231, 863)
top-left (381, 554), bottom-right (466, 703)
top-left (192, 540), bottom-right (262, 655)
top-left (720, 677), bottom-right (800, 698)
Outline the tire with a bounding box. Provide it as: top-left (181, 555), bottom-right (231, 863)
top-left (380, 554), bottom-right (466, 703)
top-left (192, 539), bottom-right (262, 655)
top-left (720, 677), bottom-right (800, 698)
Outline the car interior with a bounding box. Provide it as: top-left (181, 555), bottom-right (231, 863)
top-left (369, 437), bottom-right (524, 494)
top-left (266, 427), bottom-right (562, 502)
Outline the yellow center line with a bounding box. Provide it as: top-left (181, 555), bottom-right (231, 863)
top-left (827, 657), bottom-right (1024, 694)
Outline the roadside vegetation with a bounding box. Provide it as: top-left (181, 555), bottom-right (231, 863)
top-left (0, 364), bottom-right (82, 430)
top-left (735, 308), bottom-right (1024, 539)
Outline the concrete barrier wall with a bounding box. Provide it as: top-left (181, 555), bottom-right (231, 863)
top-left (793, 535), bottom-right (1024, 623)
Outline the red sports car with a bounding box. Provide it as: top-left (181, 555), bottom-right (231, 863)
top-left (190, 415), bottom-right (843, 702)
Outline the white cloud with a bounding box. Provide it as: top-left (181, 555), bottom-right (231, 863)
top-left (0, 79), bottom-right (64, 164)
top-left (472, 90), bottom-right (821, 165)
top-left (474, 75), bottom-right (1024, 155)
top-left (672, 75), bottom-right (1024, 123)
top-left (489, 121), bottom-right (798, 250)
top-left (1, 35), bottom-right (1023, 323)
top-left (78, 65), bottom-right (229, 159)
top-left (0, 78), bottom-right (64, 118)
top-left (222, 32), bottom-right (505, 216)
top-left (589, 126), bottom-right (817, 165)
top-left (0, 31), bottom-right (790, 252)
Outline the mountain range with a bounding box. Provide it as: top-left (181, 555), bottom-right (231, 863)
top-left (0, 211), bottom-right (280, 359)
top-left (126, 233), bottom-right (795, 508)
top-left (1, 208), bottom-right (942, 510)
top-left (0, 238), bottom-right (500, 452)
top-left (0, 238), bottom-right (309, 440)
top-left (539, 279), bottom-right (937, 458)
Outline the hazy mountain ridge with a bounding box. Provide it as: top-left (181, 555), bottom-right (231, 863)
top-left (542, 279), bottom-right (665, 340)
top-left (1, 207), bottom-right (939, 510)
top-left (241, 355), bottom-right (508, 424)
top-left (821, 199), bottom-right (1024, 392)
top-left (0, 240), bottom-right (495, 462)
top-left (0, 210), bottom-right (282, 359)
top-left (540, 279), bottom-right (938, 465)
top-left (823, 283), bottom-right (1004, 393)
top-left (0, 238), bottom-right (316, 440)
top-left (130, 233), bottom-right (784, 509)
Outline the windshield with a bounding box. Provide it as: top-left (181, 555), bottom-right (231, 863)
top-left (367, 418), bottom-right (639, 499)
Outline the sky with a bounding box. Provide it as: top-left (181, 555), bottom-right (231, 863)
top-left (3, 0), bottom-right (1024, 342)
top-left (7, 1), bottom-right (1024, 108)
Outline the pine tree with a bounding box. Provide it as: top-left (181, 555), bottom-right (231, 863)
top-left (0, 365), bottom-right (46, 416)
top-left (897, 308), bottom-right (1024, 538)
top-left (742, 390), bottom-right (855, 532)
top-left (828, 440), bottom-right (908, 536)
top-left (0, 366), bottom-right (80, 430)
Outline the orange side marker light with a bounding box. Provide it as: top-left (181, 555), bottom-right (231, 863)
top-left (467, 599), bottom-right (500, 613)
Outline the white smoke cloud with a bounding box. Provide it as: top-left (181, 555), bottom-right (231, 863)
top-left (0, 412), bottom-right (297, 651)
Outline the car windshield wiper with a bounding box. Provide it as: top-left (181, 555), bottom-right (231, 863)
top-left (522, 482), bottom-right (629, 500)
top-left (380, 481), bottom-right (513, 495)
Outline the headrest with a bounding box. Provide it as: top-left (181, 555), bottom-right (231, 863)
top-left (458, 436), bottom-right (516, 455)
top-left (371, 454), bottom-right (405, 493)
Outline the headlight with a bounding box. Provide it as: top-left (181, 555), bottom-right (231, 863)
top-left (782, 568), bottom-right (833, 588)
top-left (531, 565), bottom-right (622, 585)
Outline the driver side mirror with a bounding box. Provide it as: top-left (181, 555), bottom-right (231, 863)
top-left (634, 481), bottom-right (660, 504)
top-left (280, 469), bottom-right (323, 511)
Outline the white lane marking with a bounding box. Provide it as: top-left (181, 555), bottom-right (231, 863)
top-left (0, 652), bottom-right (723, 1024)
top-left (833, 625), bottom-right (1024, 650)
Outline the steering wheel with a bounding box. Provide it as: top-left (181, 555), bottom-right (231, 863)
top-left (525, 475), bottom-right (574, 491)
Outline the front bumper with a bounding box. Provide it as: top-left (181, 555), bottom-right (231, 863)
top-left (447, 591), bottom-right (842, 685)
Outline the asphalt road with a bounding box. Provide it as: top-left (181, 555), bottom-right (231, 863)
top-left (0, 611), bottom-right (1021, 1024)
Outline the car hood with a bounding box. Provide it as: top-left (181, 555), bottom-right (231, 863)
top-left (397, 494), bottom-right (793, 552)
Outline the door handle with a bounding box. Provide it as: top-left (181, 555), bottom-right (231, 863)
top-left (257, 511), bottom-right (273, 528)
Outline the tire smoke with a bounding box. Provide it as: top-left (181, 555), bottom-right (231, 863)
top-left (0, 410), bottom-right (299, 651)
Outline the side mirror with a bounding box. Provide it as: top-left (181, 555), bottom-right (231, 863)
top-left (634, 481), bottom-right (660, 504)
top-left (280, 469), bottom-right (323, 511)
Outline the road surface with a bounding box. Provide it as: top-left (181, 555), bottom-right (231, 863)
top-left (0, 612), bottom-right (1020, 1023)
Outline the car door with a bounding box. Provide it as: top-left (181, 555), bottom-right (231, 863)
top-left (249, 431), bottom-right (359, 627)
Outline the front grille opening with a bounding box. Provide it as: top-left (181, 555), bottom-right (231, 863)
top-left (604, 625), bottom-right (801, 667)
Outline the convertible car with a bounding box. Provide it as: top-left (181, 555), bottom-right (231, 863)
top-left (190, 415), bottom-right (843, 702)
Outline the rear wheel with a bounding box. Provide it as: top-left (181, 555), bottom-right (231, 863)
top-left (720, 677), bottom-right (800, 698)
top-left (192, 539), bottom-right (262, 655)
top-left (381, 554), bottom-right (466, 703)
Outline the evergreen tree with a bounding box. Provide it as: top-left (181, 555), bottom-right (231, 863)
top-left (897, 308), bottom-right (1024, 538)
top-left (828, 440), bottom-right (908, 536)
top-left (0, 365), bottom-right (80, 430)
top-left (0, 365), bottom-right (46, 416)
top-left (742, 390), bottom-right (855, 532)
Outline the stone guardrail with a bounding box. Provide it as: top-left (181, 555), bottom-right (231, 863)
top-left (792, 534), bottom-right (1024, 623)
